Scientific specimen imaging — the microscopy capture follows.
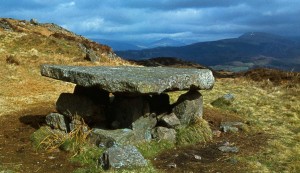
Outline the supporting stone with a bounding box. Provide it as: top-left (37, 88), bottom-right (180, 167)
top-left (172, 90), bottom-right (203, 125)
top-left (56, 93), bottom-right (106, 127)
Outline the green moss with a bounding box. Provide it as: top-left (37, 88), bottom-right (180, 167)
top-left (136, 140), bottom-right (175, 159)
top-left (30, 126), bottom-right (54, 149)
top-left (176, 118), bottom-right (212, 146)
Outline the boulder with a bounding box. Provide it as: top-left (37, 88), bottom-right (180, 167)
top-left (85, 49), bottom-right (100, 62)
top-left (172, 90), bottom-right (203, 124)
top-left (90, 128), bottom-right (134, 147)
top-left (30, 18), bottom-right (38, 25)
top-left (211, 93), bottom-right (235, 108)
top-left (220, 121), bottom-right (244, 133)
top-left (56, 93), bottom-right (106, 126)
top-left (158, 112), bottom-right (181, 128)
top-left (131, 113), bottom-right (157, 141)
top-left (151, 127), bottom-right (177, 142)
top-left (41, 64), bottom-right (215, 95)
top-left (45, 113), bottom-right (69, 132)
top-left (99, 145), bottom-right (147, 169)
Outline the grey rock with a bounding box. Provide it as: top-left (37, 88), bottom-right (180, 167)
top-left (109, 96), bottom-right (150, 128)
top-left (0, 19), bottom-right (13, 31)
top-left (99, 145), bottom-right (147, 169)
top-left (85, 49), bottom-right (100, 62)
top-left (173, 90), bottom-right (203, 124)
top-left (220, 122), bottom-right (244, 133)
top-left (151, 127), bottom-right (177, 142)
top-left (56, 93), bottom-right (106, 122)
top-left (159, 112), bottom-right (181, 128)
top-left (211, 93), bottom-right (235, 107)
top-left (41, 64), bottom-right (215, 95)
top-left (218, 146), bottom-right (239, 153)
top-left (45, 113), bottom-right (69, 132)
top-left (90, 128), bottom-right (134, 146)
top-left (30, 18), bottom-right (38, 25)
top-left (132, 113), bottom-right (157, 141)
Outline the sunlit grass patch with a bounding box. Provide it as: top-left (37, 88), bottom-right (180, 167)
top-left (176, 117), bottom-right (212, 146)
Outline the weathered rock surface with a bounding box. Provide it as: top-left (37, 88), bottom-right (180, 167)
top-left (56, 93), bottom-right (106, 125)
top-left (151, 127), bottom-right (177, 142)
top-left (211, 93), bottom-right (235, 108)
top-left (90, 128), bottom-right (133, 147)
top-left (41, 64), bottom-right (215, 95)
top-left (99, 145), bottom-right (147, 169)
top-left (131, 113), bottom-right (157, 141)
top-left (173, 90), bottom-right (203, 124)
top-left (45, 113), bottom-right (69, 132)
top-left (158, 113), bottom-right (181, 128)
top-left (220, 121), bottom-right (244, 133)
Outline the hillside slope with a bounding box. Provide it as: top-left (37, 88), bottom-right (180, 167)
top-left (0, 18), bottom-right (131, 116)
top-left (116, 32), bottom-right (300, 71)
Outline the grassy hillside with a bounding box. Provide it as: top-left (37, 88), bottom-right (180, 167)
top-left (0, 18), bottom-right (132, 116)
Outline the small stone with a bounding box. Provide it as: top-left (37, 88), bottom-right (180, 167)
top-left (99, 145), bottom-right (147, 170)
top-left (151, 127), bottom-right (176, 142)
top-left (45, 113), bottom-right (68, 132)
top-left (30, 18), bottom-right (38, 25)
top-left (167, 163), bottom-right (177, 168)
top-left (211, 93), bottom-right (235, 108)
top-left (218, 146), bottom-right (239, 153)
top-left (194, 155), bottom-right (202, 160)
top-left (159, 112), bottom-right (181, 128)
top-left (220, 122), bottom-right (244, 133)
top-left (213, 130), bottom-right (222, 137)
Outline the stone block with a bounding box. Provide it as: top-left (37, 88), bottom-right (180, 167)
top-left (172, 90), bottom-right (203, 125)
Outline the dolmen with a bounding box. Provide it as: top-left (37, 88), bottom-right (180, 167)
top-left (41, 64), bottom-right (215, 146)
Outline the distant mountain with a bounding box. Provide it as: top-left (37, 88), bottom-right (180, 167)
top-left (93, 38), bottom-right (186, 51)
top-left (147, 38), bottom-right (186, 48)
top-left (116, 32), bottom-right (300, 71)
top-left (93, 39), bottom-right (142, 51)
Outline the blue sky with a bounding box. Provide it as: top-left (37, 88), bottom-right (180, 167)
top-left (1, 0), bottom-right (300, 43)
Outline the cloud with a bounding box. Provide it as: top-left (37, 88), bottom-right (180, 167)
top-left (1, 0), bottom-right (300, 43)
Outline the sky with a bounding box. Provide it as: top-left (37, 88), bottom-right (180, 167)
top-left (1, 0), bottom-right (300, 44)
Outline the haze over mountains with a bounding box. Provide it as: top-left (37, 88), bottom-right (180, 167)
top-left (94, 37), bottom-right (187, 51)
top-left (114, 32), bottom-right (300, 72)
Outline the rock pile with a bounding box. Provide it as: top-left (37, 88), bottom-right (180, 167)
top-left (40, 64), bottom-right (215, 169)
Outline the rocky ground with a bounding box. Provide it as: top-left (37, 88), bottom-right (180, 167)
top-left (0, 101), bottom-right (268, 173)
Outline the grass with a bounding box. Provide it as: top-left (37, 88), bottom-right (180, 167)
top-left (200, 78), bottom-right (300, 172)
top-left (176, 117), bottom-right (212, 146)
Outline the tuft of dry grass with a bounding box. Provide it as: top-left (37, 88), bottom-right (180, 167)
top-left (31, 116), bottom-right (91, 156)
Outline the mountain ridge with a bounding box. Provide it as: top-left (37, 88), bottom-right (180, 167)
top-left (116, 32), bottom-right (300, 71)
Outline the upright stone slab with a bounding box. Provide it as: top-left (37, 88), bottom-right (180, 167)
top-left (41, 64), bottom-right (215, 95)
top-left (172, 90), bottom-right (203, 124)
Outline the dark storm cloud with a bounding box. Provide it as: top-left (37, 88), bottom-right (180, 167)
top-left (1, 0), bottom-right (299, 43)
